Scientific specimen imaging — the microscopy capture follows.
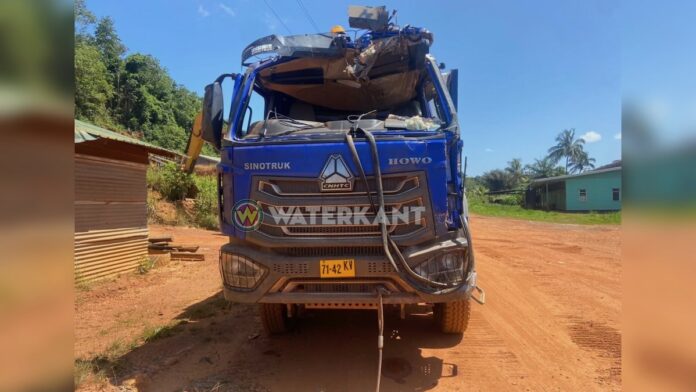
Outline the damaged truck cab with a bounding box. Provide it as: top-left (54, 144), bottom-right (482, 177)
top-left (199, 6), bottom-right (481, 334)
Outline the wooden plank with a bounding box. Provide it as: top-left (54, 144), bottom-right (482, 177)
top-left (170, 252), bottom-right (205, 261)
top-left (148, 243), bottom-right (199, 252)
top-left (148, 235), bottom-right (172, 243)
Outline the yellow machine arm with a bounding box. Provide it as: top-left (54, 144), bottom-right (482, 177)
top-left (182, 112), bottom-right (204, 174)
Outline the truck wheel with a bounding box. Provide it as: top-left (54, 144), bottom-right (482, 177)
top-left (259, 303), bottom-right (287, 334)
top-left (434, 299), bottom-right (470, 334)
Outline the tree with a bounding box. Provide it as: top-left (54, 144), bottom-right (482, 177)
top-left (94, 17), bottom-right (126, 75)
top-left (547, 129), bottom-right (587, 173)
top-left (73, 1), bottom-right (206, 154)
top-left (569, 151), bottom-right (596, 173)
top-left (505, 158), bottom-right (526, 188)
top-left (74, 0), bottom-right (96, 39)
top-left (525, 157), bottom-right (566, 179)
top-left (119, 53), bottom-right (176, 131)
top-left (481, 169), bottom-right (514, 192)
top-left (75, 41), bottom-right (113, 123)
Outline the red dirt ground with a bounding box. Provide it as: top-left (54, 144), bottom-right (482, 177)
top-left (75, 215), bottom-right (621, 391)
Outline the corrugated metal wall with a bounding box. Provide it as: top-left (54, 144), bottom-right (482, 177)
top-left (75, 154), bottom-right (149, 281)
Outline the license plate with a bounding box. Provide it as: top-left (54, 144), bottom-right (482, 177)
top-left (320, 259), bottom-right (356, 278)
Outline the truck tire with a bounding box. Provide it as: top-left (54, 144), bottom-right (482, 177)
top-left (434, 299), bottom-right (470, 334)
top-left (259, 303), bottom-right (287, 334)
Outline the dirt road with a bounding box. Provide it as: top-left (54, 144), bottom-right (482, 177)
top-left (75, 215), bottom-right (621, 391)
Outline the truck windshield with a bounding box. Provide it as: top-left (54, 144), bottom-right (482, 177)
top-left (233, 55), bottom-right (454, 140)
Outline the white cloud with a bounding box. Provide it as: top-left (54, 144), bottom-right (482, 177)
top-left (580, 131), bottom-right (602, 143)
top-left (614, 133), bottom-right (622, 140)
top-left (219, 3), bottom-right (235, 16)
top-left (198, 4), bottom-right (210, 17)
top-left (484, 148), bottom-right (493, 153)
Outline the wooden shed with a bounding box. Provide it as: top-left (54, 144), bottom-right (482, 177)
top-left (74, 120), bottom-right (180, 281)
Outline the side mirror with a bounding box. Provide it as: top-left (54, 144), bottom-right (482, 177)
top-left (443, 69), bottom-right (458, 111)
top-left (201, 81), bottom-right (224, 150)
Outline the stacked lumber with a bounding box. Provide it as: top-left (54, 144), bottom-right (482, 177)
top-left (148, 235), bottom-right (204, 261)
top-left (75, 227), bottom-right (149, 281)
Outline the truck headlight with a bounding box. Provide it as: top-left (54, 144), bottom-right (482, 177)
top-left (220, 253), bottom-right (266, 290)
top-left (413, 251), bottom-right (467, 285)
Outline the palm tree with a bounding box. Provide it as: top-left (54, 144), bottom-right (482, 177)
top-left (569, 151), bottom-right (596, 173)
top-left (547, 129), bottom-right (586, 173)
top-left (525, 157), bottom-right (565, 179)
top-left (505, 158), bottom-right (526, 188)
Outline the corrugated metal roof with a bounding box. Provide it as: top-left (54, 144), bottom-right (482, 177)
top-left (529, 166), bottom-right (621, 186)
top-left (75, 120), bottom-right (182, 158)
top-left (197, 154), bottom-right (221, 164)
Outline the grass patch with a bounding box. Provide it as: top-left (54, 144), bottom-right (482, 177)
top-left (75, 321), bottom-right (186, 387)
top-left (137, 256), bottom-right (157, 274)
top-left (74, 358), bottom-right (104, 387)
top-left (74, 339), bottom-right (134, 388)
top-left (469, 201), bottom-right (621, 225)
top-left (141, 320), bottom-right (185, 343)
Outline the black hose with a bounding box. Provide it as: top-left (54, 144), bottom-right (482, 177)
top-left (357, 128), bottom-right (468, 292)
top-left (345, 133), bottom-right (378, 214)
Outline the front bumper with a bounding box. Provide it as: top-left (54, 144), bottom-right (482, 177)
top-left (219, 231), bottom-right (476, 305)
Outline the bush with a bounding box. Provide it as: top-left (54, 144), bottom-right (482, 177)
top-left (193, 174), bottom-right (219, 229)
top-left (147, 164), bottom-right (219, 229)
top-left (148, 163), bottom-right (195, 201)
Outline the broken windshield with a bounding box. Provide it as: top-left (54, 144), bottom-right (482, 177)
top-left (231, 38), bottom-right (454, 140)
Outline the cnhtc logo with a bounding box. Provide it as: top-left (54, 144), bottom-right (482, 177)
top-left (319, 154), bottom-right (354, 192)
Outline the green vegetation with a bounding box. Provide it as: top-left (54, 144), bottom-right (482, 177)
top-left (547, 128), bottom-right (596, 174)
top-left (141, 320), bottom-right (184, 343)
top-left (74, 337), bottom-right (135, 388)
top-left (479, 128), bottom-right (600, 194)
top-left (192, 175), bottom-right (220, 230)
top-left (74, 320), bottom-right (185, 388)
top-left (74, 1), bottom-right (217, 156)
top-left (147, 163), bottom-right (196, 201)
top-left (469, 200), bottom-right (620, 225)
top-left (147, 163), bottom-right (219, 230)
top-left (137, 256), bottom-right (157, 274)
top-left (469, 129), bottom-right (618, 224)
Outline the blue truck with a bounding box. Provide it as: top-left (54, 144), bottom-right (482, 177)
top-left (188, 6), bottom-right (482, 334)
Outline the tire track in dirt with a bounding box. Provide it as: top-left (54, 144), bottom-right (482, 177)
top-left (75, 217), bottom-right (621, 391)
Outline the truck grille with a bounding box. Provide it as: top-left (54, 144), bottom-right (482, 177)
top-left (247, 172), bottom-right (435, 248)
top-left (274, 247), bottom-right (384, 257)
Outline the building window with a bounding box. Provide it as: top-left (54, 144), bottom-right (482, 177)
top-left (612, 188), bottom-right (620, 201)
top-left (579, 188), bottom-right (587, 202)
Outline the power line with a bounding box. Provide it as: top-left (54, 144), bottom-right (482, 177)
top-left (263, 0), bottom-right (293, 35)
top-left (296, 0), bottom-right (321, 33)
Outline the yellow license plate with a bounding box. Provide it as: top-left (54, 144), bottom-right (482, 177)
top-left (320, 259), bottom-right (356, 278)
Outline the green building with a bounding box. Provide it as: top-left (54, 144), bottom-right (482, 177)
top-left (526, 162), bottom-right (621, 211)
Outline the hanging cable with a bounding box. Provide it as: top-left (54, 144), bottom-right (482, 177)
top-left (262, 0), bottom-right (293, 35)
top-left (343, 119), bottom-right (471, 294)
top-left (375, 289), bottom-right (385, 392)
top-left (296, 0), bottom-right (321, 33)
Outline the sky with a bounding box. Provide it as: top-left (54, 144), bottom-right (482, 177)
top-left (86, 0), bottom-right (622, 176)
